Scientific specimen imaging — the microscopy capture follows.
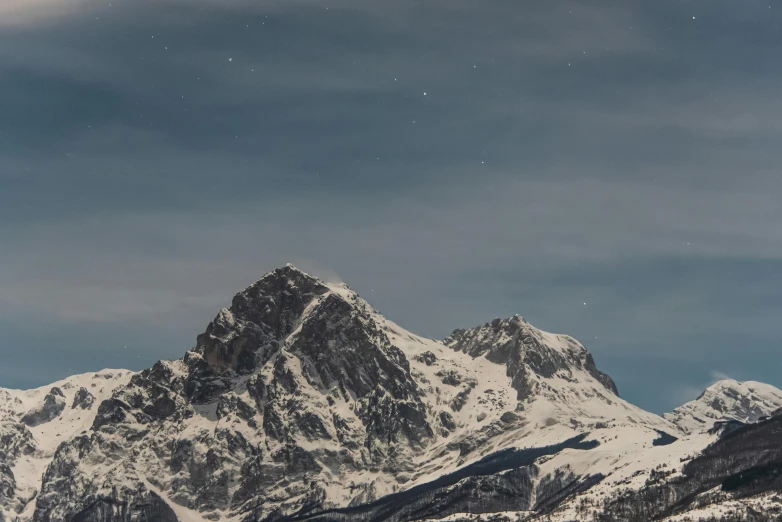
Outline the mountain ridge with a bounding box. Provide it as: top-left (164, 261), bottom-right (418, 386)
top-left (1, 264), bottom-right (780, 522)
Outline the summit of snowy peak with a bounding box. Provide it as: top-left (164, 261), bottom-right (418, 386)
top-left (190, 266), bottom-right (377, 377)
top-left (191, 265), bottom-right (332, 372)
top-left (664, 378), bottom-right (782, 434)
top-left (443, 315), bottom-right (619, 398)
top-left (239, 263), bottom-right (327, 296)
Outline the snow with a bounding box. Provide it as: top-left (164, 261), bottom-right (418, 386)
top-left (665, 378), bottom-right (782, 434)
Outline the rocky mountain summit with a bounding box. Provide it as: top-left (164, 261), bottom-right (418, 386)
top-left (1, 265), bottom-right (781, 522)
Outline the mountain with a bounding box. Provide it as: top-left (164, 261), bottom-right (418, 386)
top-left (1, 264), bottom-right (781, 522)
top-left (664, 379), bottom-right (782, 435)
top-left (0, 371), bottom-right (133, 520)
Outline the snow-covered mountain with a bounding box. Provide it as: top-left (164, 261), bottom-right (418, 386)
top-left (0, 371), bottom-right (133, 520)
top-left (1, 265), bottom-right (781, 522)
top-left (664, 379), bottom-right (782, 435)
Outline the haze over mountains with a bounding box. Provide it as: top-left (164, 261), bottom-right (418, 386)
top-left (2, 265), bottom-right (782, 522)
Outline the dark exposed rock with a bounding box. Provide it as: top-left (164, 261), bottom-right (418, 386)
top-left (0, 462), bottom-right (14, 507)
top-left (292, 434), bottom-right (599, 522)
top-left (449, 385), bottom-right (474, 412)
top-left (195, 265), bottom-right (329, 373)
top-left (535, 469), bottom-right (605, 513)
top-left (500, 412), bottom-right (520, 424)
top-left (217, 394), bottom-right (257, 423)
top-left (21, 388), bottom-right (66, 427)
top-left (290, 294), bottom-right (416, 400)
top-left (91, 398), bottom-right (132, 431)
top-left (0, 422), bottom-right (36, 460)
top-left (70, 492), bottom-right (179, 522)
top-left (583, 352), bottom-right (619, 396)
top-left (296, 412), bottom-right (332, 441)
top-left (413, 351), bottom-right (437, 366)
top-left (71, 387), bottom-right (96, 410)
top-left (142, 394), bottom-right (177, 420)
top-left (356, 388), bottom-right (433, 450)
top-left (438, 411), bottom-right (457, 433)
top-left (435, 370), bottom-right (462, 386)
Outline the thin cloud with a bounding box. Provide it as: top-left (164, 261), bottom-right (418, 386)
top-left (0, 0), bottom-right (97, 27)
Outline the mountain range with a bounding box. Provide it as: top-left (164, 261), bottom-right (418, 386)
top-left (2, 265), bottom-right (782, 522)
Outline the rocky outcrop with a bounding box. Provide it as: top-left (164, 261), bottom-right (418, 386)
top-left (21, 388), bottom-right (66, 427)
top-left (444, 315), bottom-right (618, 400)
top-left (194, 264), bottom-right (330, 374)
top-left (71, 387), bottom-right (96, 410)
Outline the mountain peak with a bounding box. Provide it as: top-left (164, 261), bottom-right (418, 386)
top-left (444, 314), bottom-right (619, 399)
top-left (250, 263), bottom-right (317, 285)
top-left (665, 378), bottom-right (782, 434)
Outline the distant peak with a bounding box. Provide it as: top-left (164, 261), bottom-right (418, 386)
top-left (666, 378), bottom-right (782, 434)
top-left (444, 313), bottom-right (618, 397)
top-left (704, 379), bottom-right (775, 394)
top-left (248, 264), bottom-right (321, 288)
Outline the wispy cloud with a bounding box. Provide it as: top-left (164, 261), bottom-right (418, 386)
top-left (0, 0), bottom-right (98, 27)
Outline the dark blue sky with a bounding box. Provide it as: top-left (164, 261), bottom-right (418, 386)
top-left (1, 0), bottom-right (780, 413)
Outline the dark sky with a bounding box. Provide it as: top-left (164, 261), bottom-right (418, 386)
top-left (1, 0), bottom-right (780, 413)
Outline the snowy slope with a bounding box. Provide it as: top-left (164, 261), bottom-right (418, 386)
top-left (664, 379), bottom-right (782, 434)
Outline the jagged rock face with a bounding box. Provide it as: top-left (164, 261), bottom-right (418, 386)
top-left (20, 388), bottom-right (66, 427)
top-left (288, 293), bottom-right (432, 447)
top-left (72, 387), bottom-right (96, 410)
top-left (0, 423), bottom-right (36, 462)
top-left (665, 379), bottom-right (782, 435)
top-left (70, 492), bottom-right (179, 522)
top-left (34, 433), bottom-right (178, 522)
top-left (0, 423), bottom-right (34, 515)
top-left (444, 315), bottom-right (618, 400)
top-left (194, 265), bottom-right (330, 373)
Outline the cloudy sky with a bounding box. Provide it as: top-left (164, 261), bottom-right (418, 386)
top-left (1, 0), bottom-right (780, 413)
